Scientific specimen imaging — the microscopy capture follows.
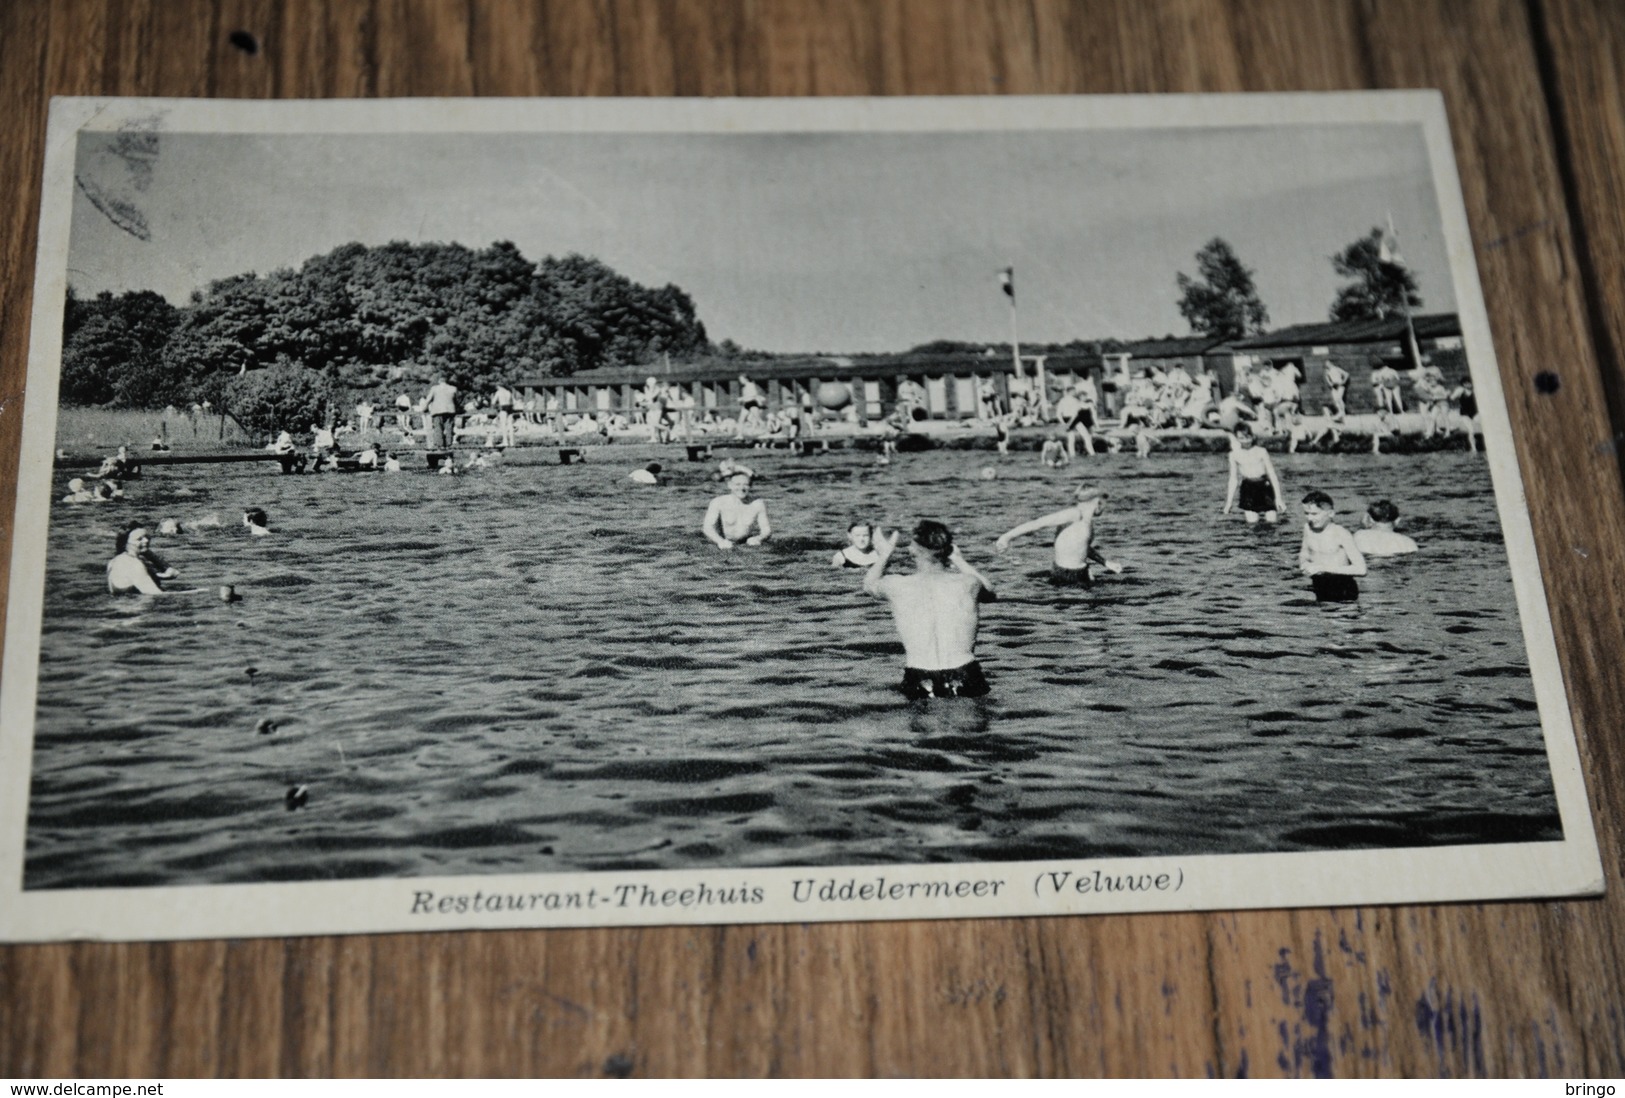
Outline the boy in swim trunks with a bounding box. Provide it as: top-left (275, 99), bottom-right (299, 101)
top-left (993, 486), bottom-right (1122, 587)
top-left (703, 472), bottom-right (771, 550)
top-left (1223, 423), bottom-right (1284, 524)
top-left (865, 520), bottom-right (996, 699)
top-left (1299, 490), bottom-right (1367, 602)
top-left (832, 521), bottom-right (878, 568)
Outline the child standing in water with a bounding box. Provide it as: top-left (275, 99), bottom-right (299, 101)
top-left (1222, 423), bottom-right (1284, 524)
top-left (1298, 490), bottom-right (1367, 602)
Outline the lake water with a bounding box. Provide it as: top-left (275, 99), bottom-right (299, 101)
top-left (22, 448), bottom-right (1561, 888)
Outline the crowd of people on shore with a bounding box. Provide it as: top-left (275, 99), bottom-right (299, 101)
top-left (191, 352), bottom-right (1489, 485)
top-left (344, 374), bottom-right (832, 452)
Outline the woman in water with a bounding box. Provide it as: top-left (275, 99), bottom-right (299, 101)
top-left (106, 525), bottom-right (183, 595)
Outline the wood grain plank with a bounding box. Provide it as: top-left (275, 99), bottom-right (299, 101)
top-left (1, 0), bottom-right (1623, 1079)
top-left (1529, 0), bottom-right (1625, 868)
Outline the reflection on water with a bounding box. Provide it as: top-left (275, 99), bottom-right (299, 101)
top-left (23, 450), bottom-right (1560, 888)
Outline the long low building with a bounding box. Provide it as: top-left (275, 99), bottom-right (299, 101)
top-left (518, 351), bottom-right (1105, 424)
top-left (515, 313), bottom-right (1466, 423)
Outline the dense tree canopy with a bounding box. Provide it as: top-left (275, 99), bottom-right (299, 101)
top-left (1175, 238), bottom-right (1270, 341)
top-left (1328, 227), bottom-right (1423, 322)
top-left (61, 240), bottom-right (711, 410)
top-left (61, 288), bottom-right (180, 406)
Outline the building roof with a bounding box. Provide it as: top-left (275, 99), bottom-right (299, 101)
top-left (518, 351), bottom-right (1104, 388)
top-left (1228, 313), bottom-right (1460, 350)
top-left (1117, 336), bottom-right (1228, 358)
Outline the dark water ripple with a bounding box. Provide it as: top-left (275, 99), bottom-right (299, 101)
top-left (20, 450), bottom-right (1561, 888)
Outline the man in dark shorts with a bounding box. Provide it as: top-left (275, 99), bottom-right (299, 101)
top-left (994, 486), bottom-right (1121, 587)
top-left (864, 520), bottom-right (997, 700)
top-left (1223, 422), bottom-right (1285, 524)
top-left (1063, 380), bottom-right (1099, 456)
top-left (1298, 490), bottom-right (1366, 603)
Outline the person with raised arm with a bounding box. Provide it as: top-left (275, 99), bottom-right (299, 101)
top-left (864, 520), bottom-right (996, 700)
top-left (994, 485), bottom-right (1122, 587)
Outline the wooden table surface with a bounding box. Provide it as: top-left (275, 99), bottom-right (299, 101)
top-left (2, 0), bottom-right (1624, 1079)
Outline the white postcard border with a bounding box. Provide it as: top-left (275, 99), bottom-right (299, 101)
top-left (0, 93), bottom-right (1602, 943)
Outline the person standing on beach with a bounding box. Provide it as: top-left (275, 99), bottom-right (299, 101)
top-left (1056, 382), bottom-right (1098, 456)
top-left (1323, 361), bottom-right (1350, 419)
top-left (425, 376), bottom-right (459, 451)
top-left (1372, 361), bottom-right (1404, 414)
top-left (492, 383), bottom-right (517, 447)
top-left (994, 486), bottom-right (1122, 587)
top-left (864, 520), bottom-right (997, 700)
top-left (737, 376), bottom-right (765, 433)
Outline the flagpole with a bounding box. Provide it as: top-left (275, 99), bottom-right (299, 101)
top-left (1002, 266), bottom-right (1046, 417)
top-left (1010, 306), bottom-right (1025, 403)
top-left (1387, 211), bottom-right (1423, 369)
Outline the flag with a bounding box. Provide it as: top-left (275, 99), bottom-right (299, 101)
top-left (999, 267), bottom-right (1015, 302)
top-left (1379, 213), bottom-right (1406, 267)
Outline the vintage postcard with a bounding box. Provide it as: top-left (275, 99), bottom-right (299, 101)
top-left (0, 94), bottom-right (1601, 942)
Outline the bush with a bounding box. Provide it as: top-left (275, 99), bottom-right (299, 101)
top-left (224, 363), bottom-right (335, 438)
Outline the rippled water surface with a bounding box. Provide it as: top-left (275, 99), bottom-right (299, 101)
top-left (23, 449), bottom-right (1560, 888)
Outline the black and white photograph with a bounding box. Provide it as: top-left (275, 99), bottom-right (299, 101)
top-left (0, 94), bottom-right (1600, 941)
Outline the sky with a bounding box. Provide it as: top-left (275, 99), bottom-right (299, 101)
top-left (66, 122), bottom-right (1457, 354)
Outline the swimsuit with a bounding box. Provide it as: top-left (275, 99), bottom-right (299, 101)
top-left (1311, 573), bottom-right (1359, 603)
top-left (901, 661), bottom-right (989, 700)
top-left (835, 547), bottom-right (877, 568)
top-left (1050, 563), bottom-right (1093, 588)
top-left (1238, 476), bottom-right (1276, 513)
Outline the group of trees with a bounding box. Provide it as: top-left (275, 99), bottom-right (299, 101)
top-left (61, 240), bottom-right (710, 424)
top-left (1175, 228), bottom-right (1424, 341)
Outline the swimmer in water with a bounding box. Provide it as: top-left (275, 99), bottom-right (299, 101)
top-left (1299, 490), bottom-right (1366, 602)
top-left (832, 521), bottom-right (878, 568)
top-left (703, 472), bottom-right (771, 550)
top-left (61, 478), bottom-right (94, 504)
top-left (1223, 422), bottom-right (1284, 524)
top-left (994, 485), bottom-right (1122, 587)
top-left (1040, 435), bottom-right (1070, 468)
top-left (106, 525), bottom-right (185, 595)
top-left (630, 462), bottom-right (662, 485)
top-left (243, 508), bottom-right (271, 537)
top-left (864, 519), bottom-right (996, 700)
top-left (1352, 499), bottom-right (1419, 557)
